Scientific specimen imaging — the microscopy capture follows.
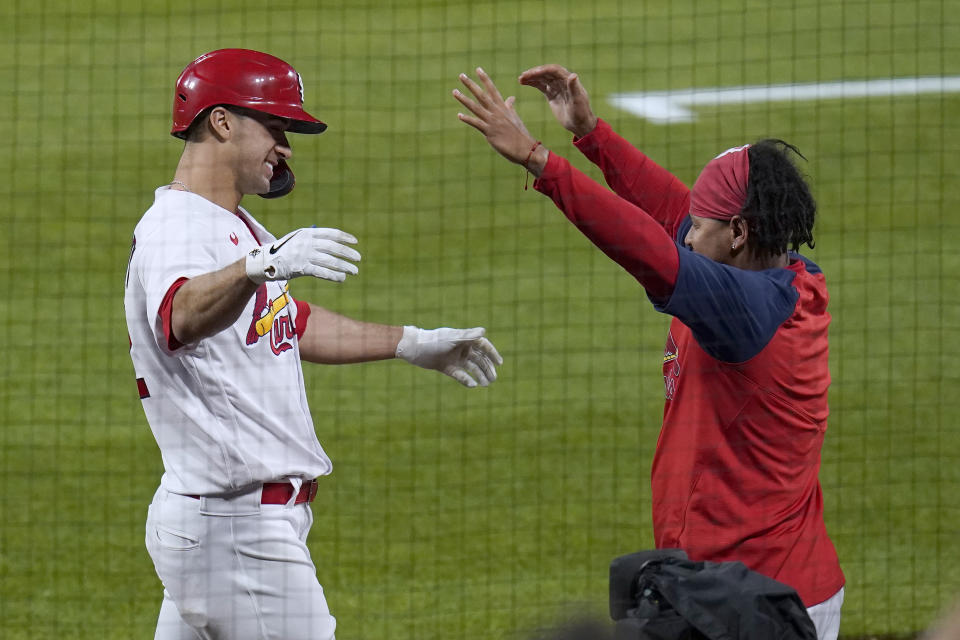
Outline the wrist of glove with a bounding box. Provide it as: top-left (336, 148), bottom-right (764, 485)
top-left (246, 227), bottom-right (361, 285)
top-left (396, 325), bottom-right (503, 388)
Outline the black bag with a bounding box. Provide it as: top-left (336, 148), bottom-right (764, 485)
top-left (609, 550), bottom-right (817, 640)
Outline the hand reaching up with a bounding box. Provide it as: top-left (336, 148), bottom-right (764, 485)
top-left (454, 68), bottom-right (549, 176)
top-left (519, 64), bottom-right (598, 138)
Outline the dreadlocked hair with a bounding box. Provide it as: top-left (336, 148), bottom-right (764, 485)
top-left (741, 139), bottom-right (816, 259)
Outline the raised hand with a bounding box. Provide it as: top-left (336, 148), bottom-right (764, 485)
top-left (454, 68), bottom-right (547, 174)
top-left (518, 64), bottom-right (597, 138)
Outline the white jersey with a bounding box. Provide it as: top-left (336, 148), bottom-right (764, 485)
top-left (124, 187), bottom-right (332, 495)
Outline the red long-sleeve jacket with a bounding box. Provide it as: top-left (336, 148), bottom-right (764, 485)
top-left (533, 119), bottom-right (844, 606)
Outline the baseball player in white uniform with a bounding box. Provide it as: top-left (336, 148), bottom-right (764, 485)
top-left (124, 49), bottom-right (503, 640)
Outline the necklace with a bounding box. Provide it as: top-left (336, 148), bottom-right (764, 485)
top-left (169, 179), bottom-right (190, 192)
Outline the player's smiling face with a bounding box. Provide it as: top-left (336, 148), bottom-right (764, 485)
top-left (231, 110), bottom-right (292, 196)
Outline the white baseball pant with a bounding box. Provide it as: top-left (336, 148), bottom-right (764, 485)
top-left (145, 486), bottom-right (336, 640)
top-left (806, 587), bottom-right (844, 640)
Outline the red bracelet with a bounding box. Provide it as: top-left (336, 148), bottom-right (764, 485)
top-left (523, 140), bottom-right (542, 191)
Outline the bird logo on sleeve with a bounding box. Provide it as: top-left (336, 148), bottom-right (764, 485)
top-left (663, 330), bottom-right (681, 400)
top-left (246, 284), bottom-right (296, 355)
top-left (255, 285), bottom-right (291, 337)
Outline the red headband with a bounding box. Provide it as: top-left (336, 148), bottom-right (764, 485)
top-left (689, 144), bottom-right (750, 220)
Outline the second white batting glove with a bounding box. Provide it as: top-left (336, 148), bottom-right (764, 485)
top-left (246, 227), bottom-right (361, 285)
top-left (396, 326), bottom-right (504, 388)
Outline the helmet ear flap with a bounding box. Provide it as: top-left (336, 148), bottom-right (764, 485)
top-left (259, 159), bottom-right (295, 199)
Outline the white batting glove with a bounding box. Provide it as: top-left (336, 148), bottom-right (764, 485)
top-left (396, 326), bottom-right (504, 388)
top-left (246, 227), bottom-right (361, 285)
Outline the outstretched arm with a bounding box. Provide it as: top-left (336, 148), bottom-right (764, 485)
top-left (533, 153), bottom-right (680, 300)
top-left (298, 305), bottom-right (504, 388)
top-left (571, 120), bottom-right (691, 239)
top-left (519, 64), bottom-right (690, 238)
top-left (297, 305), bottom-right (402, 364)
top-left (455, 68), bottom-right (679, 300)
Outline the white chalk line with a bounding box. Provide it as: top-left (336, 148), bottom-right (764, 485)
top-left (608, 76), bottom-right (960, 123)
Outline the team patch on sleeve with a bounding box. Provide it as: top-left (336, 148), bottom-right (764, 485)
top-left (663, 330), bottom-right (681, 400)
top-left (246, 283), bottom-right (297, 355)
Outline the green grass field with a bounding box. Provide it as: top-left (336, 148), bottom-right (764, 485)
top-left (1, 0), bottom-right (958, 637)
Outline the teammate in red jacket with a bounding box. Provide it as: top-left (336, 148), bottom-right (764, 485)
top-left (454, 65), bottom-right (845, 639)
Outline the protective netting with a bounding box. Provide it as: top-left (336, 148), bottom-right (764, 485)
top-left (1, 0), bottom-right (957, 637)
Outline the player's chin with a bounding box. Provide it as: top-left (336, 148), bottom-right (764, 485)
top-left (242, 176), bottom-right (273, 196)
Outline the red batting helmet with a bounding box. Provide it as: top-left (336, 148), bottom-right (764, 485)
top-left (171, 49), bottom-right (326, 197)
top-left (172, 48), bottom-right (326, 138)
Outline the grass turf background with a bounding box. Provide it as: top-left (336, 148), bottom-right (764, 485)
top-left (0, 0), bottom-right (958, 637)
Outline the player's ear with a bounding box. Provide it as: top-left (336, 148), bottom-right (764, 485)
top-left (207, 106), bottom-right (233, 141)
top-left (729, 215), bottom-right (748, 251)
